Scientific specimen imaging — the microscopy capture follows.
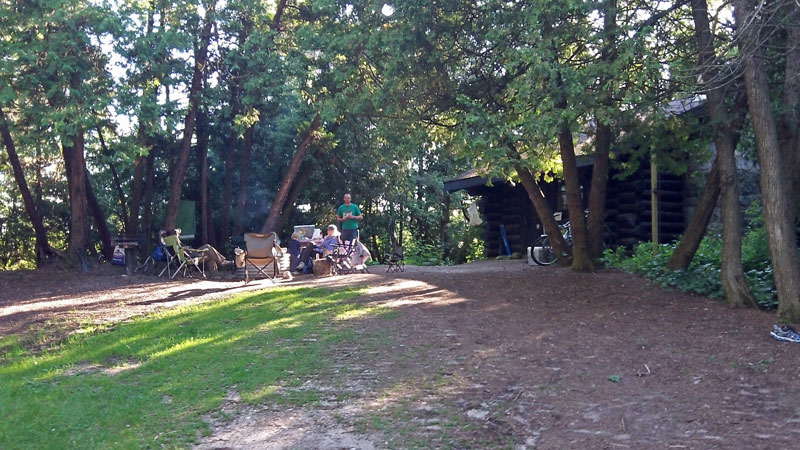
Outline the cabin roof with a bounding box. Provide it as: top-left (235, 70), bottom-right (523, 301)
top-left (444, 155), bottom-right (594, 193)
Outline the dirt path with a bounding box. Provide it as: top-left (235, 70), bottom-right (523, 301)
top-left (3, 261), bottom-right (800, 448)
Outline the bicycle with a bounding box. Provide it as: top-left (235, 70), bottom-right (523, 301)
top-left (531, 212), bottom-right (612, 266)
top-left (531, 221), bottom-right (573, 266)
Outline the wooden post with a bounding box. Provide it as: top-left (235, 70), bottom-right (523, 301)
top-left (651, 157), bottom-right (659, 246)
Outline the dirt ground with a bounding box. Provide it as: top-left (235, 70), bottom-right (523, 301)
top-left (3, 261), bottom-right (800, 449)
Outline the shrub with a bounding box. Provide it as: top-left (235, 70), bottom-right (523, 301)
top-left (601, 216), bottom-right (778, 309)
top-left (445, 221), bottom-right (485, 265)
top-left (405, 241), bottom-right (446, 266)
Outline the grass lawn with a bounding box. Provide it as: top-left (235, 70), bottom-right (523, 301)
top-left (0, 287), bottom-right (380, 449)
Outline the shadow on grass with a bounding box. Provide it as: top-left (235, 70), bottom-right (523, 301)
top-left (0, 286), bottom-right (373, 448)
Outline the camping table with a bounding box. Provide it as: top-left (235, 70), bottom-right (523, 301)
top-left (112, 237), bottom-right (139, 276)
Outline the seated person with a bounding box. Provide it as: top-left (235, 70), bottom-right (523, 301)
top-left (297, 224), bottom-right (341, 271)
top-left (192, 244), bottom-right (230, 271)
top-left (352, 240), bottom-right (372, 267)
top-left (161, 229), bottom-right (230, 271)
top-left (287, 232), bottom-right (302, 272)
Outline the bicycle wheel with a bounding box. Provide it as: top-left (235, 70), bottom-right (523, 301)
top-left (531, 236), bottom-right (558, 265)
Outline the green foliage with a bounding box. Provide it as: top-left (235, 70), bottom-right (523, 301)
top-left (405, 241), bottom-right (446, 266)
top-left (446, 220), bottom-right (486, 265)
top-left (0, 287), bottom-right (381, 448)
top-left (601, 211), bottom-right (778, 308)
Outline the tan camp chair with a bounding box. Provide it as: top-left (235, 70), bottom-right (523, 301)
top-left (243, 232), bottom-right (282, 283)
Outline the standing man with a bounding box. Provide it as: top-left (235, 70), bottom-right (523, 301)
top-left (337, 193), bottom-right (363, 242)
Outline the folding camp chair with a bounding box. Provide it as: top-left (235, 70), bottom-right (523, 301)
top-left (326, 239), bottom-right (370, 275)
top-left (157, 231), bottom-right (181, 278)
top-left (160, 231), bottom-right (207, 279)
top-left (385, 244), bottom-right (404, 273)
top-left (326, 240), bottom-right (355, 275)
top-left (136, 241), bottom-right (168, 276)
top-left (243, 232), bottom-right (282, 283)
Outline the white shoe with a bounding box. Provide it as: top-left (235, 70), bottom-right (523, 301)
top-left (297, 262), bottom-right (305, 270)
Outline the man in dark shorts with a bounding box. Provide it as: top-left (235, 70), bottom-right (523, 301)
top-left (336, 193), bottom-right (363, 243)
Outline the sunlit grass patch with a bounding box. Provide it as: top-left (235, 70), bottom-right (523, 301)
top-left (0, 287), bottom-right (376, 448)
top-left (0, 335), bottom-right (25, 361)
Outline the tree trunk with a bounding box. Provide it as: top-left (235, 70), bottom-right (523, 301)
top-left (273, 162), bottom-right (314, 234)
top-left (0, 107), bottom-right (53, 265)
top-left (96, 126), bottom-right (129, 229)
top-left (164, 1), bottom-right (215, 229)
top-left (545, 47), bottom-right (593, 271)
top-left (735, 0), bottom-right (800, 320)
top-left (665, 156), bottom-right (720, 270)
top-left (128, 126), bottom-right (146, 235)
top-left (128, 4), bottom-right (155, 236)
top-left (514, 163), bottom-right (570, 265)
top-left (63, 128), bottom-right (89, 267)
top-left (196, 108), bottom-right (212, 246)
top-left (692, 0), bottom-right (757, 308)
top-left (233, 125), bottom-right (254, 236)
top-left (217, 84), bottom-right (240, 249)
top-left (781, 19), bottom-right (800, 221)
top-left (261, 114), bottom-right (322, 233)
top-left (587, 0), bottom-right (616, 259)
top-left (84, 169), bottom-right (114, 260)
top-left (272, 0), bottom-right (288, 29)
top-left (557, 122), bottom-right (594, 271)
top-left (441, 193), bottom-right (451, 261)
top-left (587, 121), bottom-right (611, 258)
top-left (140, 146), bottom-right (157, 254)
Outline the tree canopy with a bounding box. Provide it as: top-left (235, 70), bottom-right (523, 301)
top-left (1, 0), bottom-right (798, 318)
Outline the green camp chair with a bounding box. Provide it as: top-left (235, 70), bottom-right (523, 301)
top-left (160, 232), bottom-right (207, 279)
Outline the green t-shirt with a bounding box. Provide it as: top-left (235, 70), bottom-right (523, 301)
top-left (337, 203), bottom-right (362, 230)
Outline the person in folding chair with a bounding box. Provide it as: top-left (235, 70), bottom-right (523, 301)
top-left (326, 228), bottom-right (371, 275)
top-left (159, 229), bottom-right (208, 279)
top-left (296, 225), bottom-right (341, 273)
top-left (243, 232), bottom-right (283, 283)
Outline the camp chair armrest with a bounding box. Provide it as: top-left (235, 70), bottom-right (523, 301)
top-left (186, 248), bottom-right (209, 259)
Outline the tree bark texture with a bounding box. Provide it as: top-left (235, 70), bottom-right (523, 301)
top-left (665, 156), bottom-right (720, 270)
top-left (84, 169), bottom-right (114, 260)
top-left (0, 107), bottom-right (53, 265)
top-left (62, 129), bottom-right (89, 266)
top-left (735, 0), bottom-right (800, 320)
top-left (196, 108), bottom-right (213, 246)
top-left (164, 1), bottom-right (215, 229)
top-left (557, 121), bottom-right (594, 271)
top-left (782, 17), bottom-right (800, 220)
top-left (128, 126), bottom-right (146, 235)
top-left (692, 0), bottom-right (757, 308)
top-left (587, 121), bottom-right (611, 258)
top-left (140, 146), bottom-right (157, 255)
top-left (261, 114), bottom-right (322, 233)
top-left (273, 162), bottom-right (314, 234)
top-left (514, 164), bottom-right (570, 265)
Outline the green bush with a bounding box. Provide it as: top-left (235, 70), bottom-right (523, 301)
top-left (601, 213), bottom-right (779, 309)
top-left (445, 221), bottom-right (485, 265)
top-left (405, 241), bottom-right (446, 266)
